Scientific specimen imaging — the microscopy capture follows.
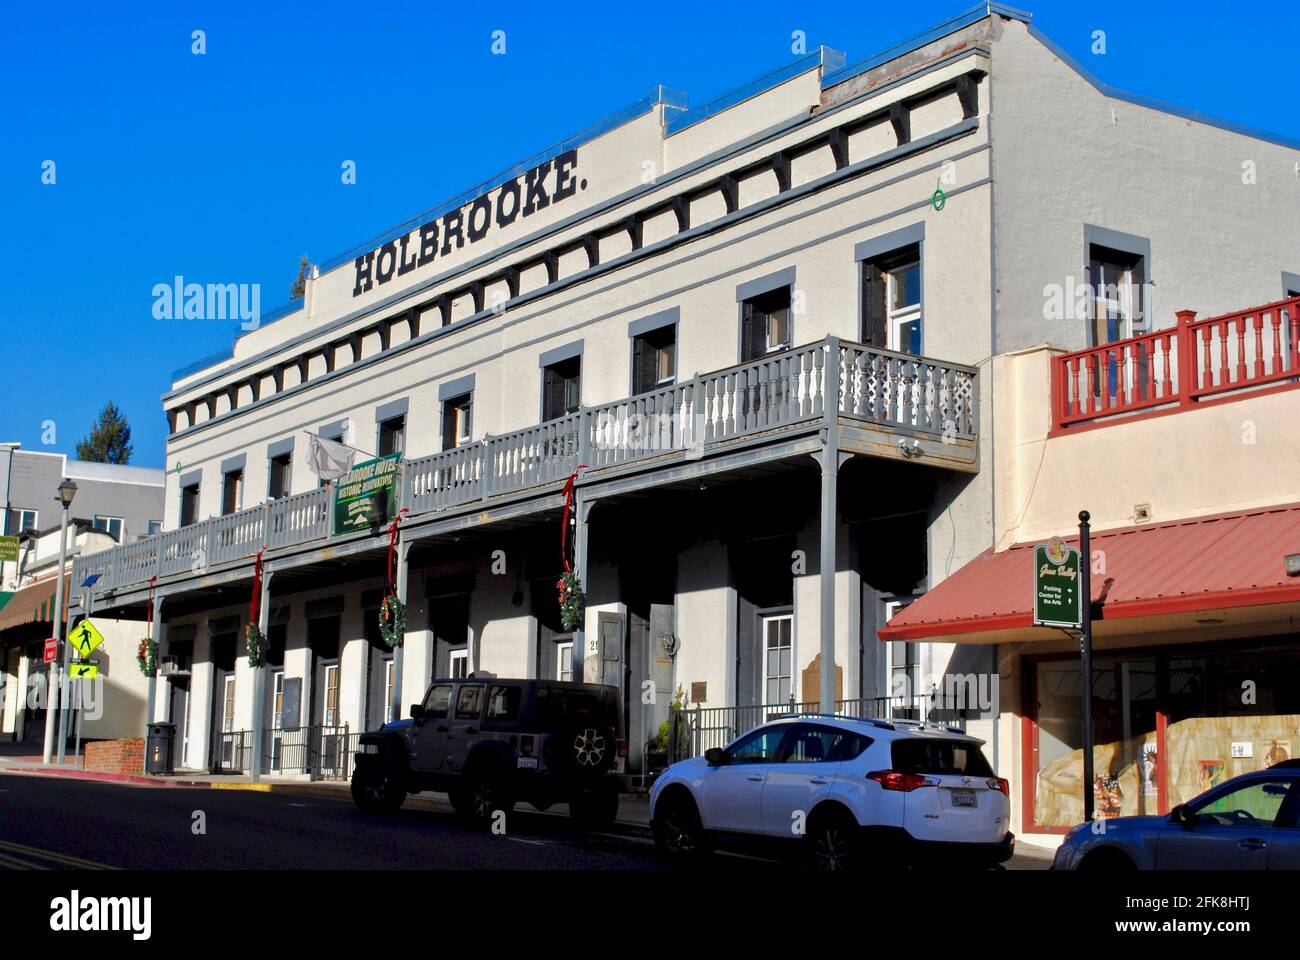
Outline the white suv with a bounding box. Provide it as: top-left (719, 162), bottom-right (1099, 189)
top-left (649, 714), bottom-right (1014, 870)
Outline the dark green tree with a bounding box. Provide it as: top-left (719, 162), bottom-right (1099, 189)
top-left (290, 254), bottom-right (310, 300)
top-left (74, 401), bottom-right (133, 464)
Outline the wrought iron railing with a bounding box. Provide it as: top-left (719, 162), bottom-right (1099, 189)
top-left (73, 336), bottom-right (978, 596)
top-left (665, 694), bottom-right (974, 764)
top-left (264, 724), bottom-right (353, 781)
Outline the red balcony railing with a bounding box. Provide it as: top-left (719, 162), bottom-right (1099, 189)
top-left (1052, 295), bottom-right (1300, 431)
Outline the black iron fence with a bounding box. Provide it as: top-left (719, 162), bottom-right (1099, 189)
top-left (666, 694), bottom-right (975, 764)
top-left (208, 726), bottom-right (355, 780)
top-left (265, 725), bottom-right (355, 781)
top-left (211, 731), bottom-right (252, 774)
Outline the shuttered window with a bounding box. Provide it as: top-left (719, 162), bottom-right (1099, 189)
top-left (542, 356), bottom-right (581, 421)
top-left (740, 287), bottom-right (792, 362)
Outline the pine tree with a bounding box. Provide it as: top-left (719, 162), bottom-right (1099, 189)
top-left (75, 401), bottom-right (133, 464)
top-left (290, 255), bottom-right (310, 300)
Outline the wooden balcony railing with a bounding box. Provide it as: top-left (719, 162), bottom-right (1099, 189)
top-left (72, 336), bottom-right (978, 597)
top-left (1052, 296), bottom-right (1300, 431)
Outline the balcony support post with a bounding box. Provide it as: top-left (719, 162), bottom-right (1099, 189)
top-left (250, 569), bottom-right (273, 784)
top-left (390, 539), bottom-right (411, 723)
top-left (571, 494), bottom-right (592, 683)
top-left (142, 593), bottom-right (165, 774)
top-left (814, 338), bottom-right (848, 714)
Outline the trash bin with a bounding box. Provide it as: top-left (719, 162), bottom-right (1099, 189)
top-left (146, 722), bottom-right (176, 775)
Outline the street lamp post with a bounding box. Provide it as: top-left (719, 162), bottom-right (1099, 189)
top-left (42, 478), bottom-right (76, 765)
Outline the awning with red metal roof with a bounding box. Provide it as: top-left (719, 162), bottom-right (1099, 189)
top-left (879, 503), bottom-right (1300, 643)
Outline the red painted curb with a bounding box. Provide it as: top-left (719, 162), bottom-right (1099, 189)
top-left (6, 766), bottom-right (185, 787)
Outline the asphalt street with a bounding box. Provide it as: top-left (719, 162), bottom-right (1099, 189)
top-left (0, 772), bottom-right (738, 871)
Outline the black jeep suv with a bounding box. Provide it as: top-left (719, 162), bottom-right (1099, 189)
top-left (351, 676), bottom-right (623, 827)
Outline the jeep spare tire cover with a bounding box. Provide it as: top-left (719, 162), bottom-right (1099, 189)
top-left (540, 689), bottom-right (617, 774)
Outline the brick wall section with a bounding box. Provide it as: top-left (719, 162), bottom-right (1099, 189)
top-left (84, 738), bottom-right (145, 775)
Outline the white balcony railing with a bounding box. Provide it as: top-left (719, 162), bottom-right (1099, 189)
top-left (73, 336), bottom-right (977, 596)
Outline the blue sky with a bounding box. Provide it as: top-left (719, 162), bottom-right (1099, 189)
top-left (2, 0), bottom-right (1297, 469)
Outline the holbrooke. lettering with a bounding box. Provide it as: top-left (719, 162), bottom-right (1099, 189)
top-left (50, 890), bottom-right (152, 941)
top-left (352, 148), bottom-right (583, 298)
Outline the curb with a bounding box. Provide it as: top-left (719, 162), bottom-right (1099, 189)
top-left (6, 766), bottom-right (186, 787)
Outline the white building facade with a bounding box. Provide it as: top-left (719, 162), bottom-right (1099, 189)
top-left (71, 5), bottom-right (1300, 797)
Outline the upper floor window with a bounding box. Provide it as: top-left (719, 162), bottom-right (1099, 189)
top-left (542, 356), bottom-right (581, 421)
top-left (268, 453), bottom-right (292, 500)
top-left (221, 468), bottom-right (243, 516)
top-left (8, 508), bottom-right (38, 534)
top-left (740, 287), bottom-right (791, 362)
top-left (442, 394), bottom-right (472, 450)
top-left (632, 325), bottom-right (676, 395)
top-left (180, 482), bottom-right (200, 527)
top-left (862, 244), bottom-right (921, 355)
top-left (378, 415), bottom-right (405, 457)
top-left (93, 515), bottom-right (124, 542)
top-left (147, 520), bottom-right (162, 536)
top-left (1087, 243), bottom-right (1145, 345)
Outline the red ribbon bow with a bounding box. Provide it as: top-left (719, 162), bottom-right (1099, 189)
top-left (249, 549), bottom-right (264, 626)
top-left (560, 465), bottom-right (587, 572)
top-left (386, 508), bottom-right (410, 592)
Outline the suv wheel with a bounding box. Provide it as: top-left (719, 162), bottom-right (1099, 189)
top-left (570, 782), bottom-right (619, 830)
top-left (654, 792), bottom-right (707, 860)
top-left (806, 809), bottom-right (861, 872)
top-left (351, 767), bottom-right (406, 815)
top-left (451, 769), bottom-right (514, 824)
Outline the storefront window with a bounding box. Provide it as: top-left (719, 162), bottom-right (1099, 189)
top-left (1031, 643), bottom-right (1300, 830)
top-left (1033, 657), bottom-right (1157, 828)
top-left (1165, 649), bottom-right (1300, 809)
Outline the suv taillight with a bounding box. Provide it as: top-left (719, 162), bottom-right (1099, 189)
top-left (520, 735), bottom-right (534, 756)
top-left (866, 770), bottom-right (934, 792)
top-left (988, 777), bottom-right (1009, 795)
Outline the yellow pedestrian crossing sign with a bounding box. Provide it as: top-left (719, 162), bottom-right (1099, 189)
top-left (68, 662), bottom-right (99, 679)
top-left (69, 619), bottom-right (106, 658)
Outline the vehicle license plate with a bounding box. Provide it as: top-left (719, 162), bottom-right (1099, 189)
top-left (517, 756), bottom-right (539, 769)
top-left (951, 789), bottom-right (977, 807)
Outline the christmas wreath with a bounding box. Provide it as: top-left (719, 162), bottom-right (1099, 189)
top-left (379, 593), bottom-right (406, 648)
top-left (557, 569), bottom-right (584, 632)
top-left (245, 622), bottom-right (264, 668)
top-left (137, 637), bottom-right (158, 677)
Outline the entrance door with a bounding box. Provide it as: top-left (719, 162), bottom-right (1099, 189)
top-left (268, 671), bottom-right (285, 772)
top-left (168, 676), bottom-right (191, 769)
top-left (317, 661), bottom-right (342, 776)
top-left (208, 632), bottom-right (238, 771)
top-left (218, 675), bottom-right (236, 768)
top-left (761, 613), bottom-right (793, 709)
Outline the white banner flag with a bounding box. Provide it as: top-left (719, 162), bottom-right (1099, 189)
top-left (307, 433), bottom-right (356, 482)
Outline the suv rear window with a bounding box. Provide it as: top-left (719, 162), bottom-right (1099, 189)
top-left (455, 685), bottom-right (484, 719)
top-left (535, 688), bottom-right (616, 730)
top-left (892, 738), bottom-right (993, 777)
top-left (487, 685), bottom-right (522, 722)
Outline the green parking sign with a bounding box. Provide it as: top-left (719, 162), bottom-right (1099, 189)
top-left (1034, 537), bottom-right (1082, 628)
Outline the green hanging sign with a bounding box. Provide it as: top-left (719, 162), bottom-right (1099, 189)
top-left (332, 453), bottom-right (402, 536)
